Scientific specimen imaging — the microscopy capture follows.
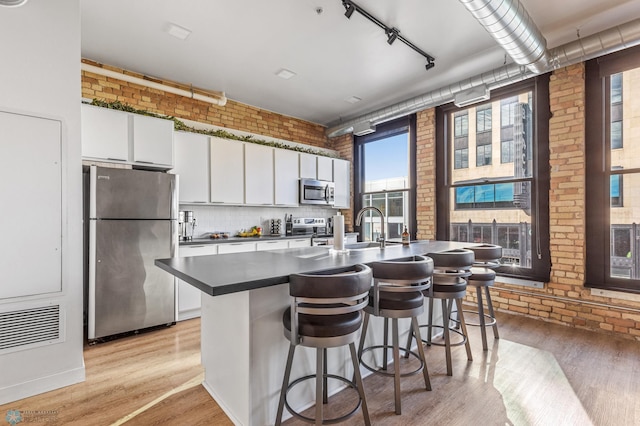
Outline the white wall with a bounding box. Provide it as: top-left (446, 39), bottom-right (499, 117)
top-left (0, 0), bottom-right (84, 403)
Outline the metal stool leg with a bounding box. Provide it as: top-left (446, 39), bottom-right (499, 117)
top-left (323, 348), bottom-right (328, 404)
top-left (276, 344), bottom-right (296, 426)
top-left (349, 342), bottom-right (371, 426)
top-left (476, 286), bottom-right (488, 351)
top-left (485, 286), bottom-right (500, 339)
top-left (442, 298), bottom-right (453, 376)
top-left (427, 295), bottom-right (434, 345)
top-left (411, 317), bottom-right (431, 391)
top-left (455, 298), bottom-right (473, 361)
top-left (315, 347), bottom-right (323, 426)
top-left (383, 317), bottom-right (389, 370)
top-left (390, 318), bottom-right (401, 414)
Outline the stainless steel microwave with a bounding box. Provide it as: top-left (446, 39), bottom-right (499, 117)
top-left (299, 179), bottom-right (335, 205)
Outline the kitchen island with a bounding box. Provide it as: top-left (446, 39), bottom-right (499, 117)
top-left (156, 241), bottom-right (473, 425)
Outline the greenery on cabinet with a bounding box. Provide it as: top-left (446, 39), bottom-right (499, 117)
top-left (88, 99), bottom-right (338, 158)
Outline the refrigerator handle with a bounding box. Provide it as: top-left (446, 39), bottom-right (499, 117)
top-left (170, 219), bottom-right (177, 258)
top-left (171, 174), bottom-right (179, 221)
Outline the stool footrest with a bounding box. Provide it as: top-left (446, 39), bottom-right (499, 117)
top-left (284, 373), bottom-right (363, 425)
top-left (418, 324), bottom-right (468, 347)
top-left (360, 344), bottom-right (425, 378)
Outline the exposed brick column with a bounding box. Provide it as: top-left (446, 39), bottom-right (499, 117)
top-left (330, 134), bottom-right (355, 230)
top-left (415, 108), bottom-right (436, 239)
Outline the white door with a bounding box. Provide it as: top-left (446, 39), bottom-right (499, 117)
top-left (210, 136), bottom-right (244, 204)
top-left (81, 104), bottom-right (128, 161)
top-left (274, 148), bottom-right (299, 205)
top-left (245, 143), bottom-right (274, 205)
top-left (131, 114), bottom-right (174, 167)
top-left (174, 132), bottom-right (210, 203)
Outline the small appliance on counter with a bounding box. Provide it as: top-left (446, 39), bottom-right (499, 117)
top-left (285, 214), bottom-right (293, 236)
top-left (178, 210), bottom-right (197, 241)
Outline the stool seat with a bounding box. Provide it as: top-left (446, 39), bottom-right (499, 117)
top-left (468, 267), bottom-right (496, 282)
top-left (368, 288), bottom-right (423, 311)
top-left (283, 307), bottom-right (363, 338)
top-left (432, 282), bottom-right (467, 293)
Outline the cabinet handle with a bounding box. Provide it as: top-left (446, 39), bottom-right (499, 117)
top-left (107, 157), bottom-right (127, 162)
top-left (136, 160), bottom-right (155, 164)
top-left (185, 245), bottom-right (206, 248)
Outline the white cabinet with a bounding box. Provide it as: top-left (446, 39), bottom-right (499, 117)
top-left (173, 131), bottom-right (210, 203)
top-left (131, 114), bottom-right (174, 167)
top-left (317, 156), bottom-right (333, 181)
top-left (210, 136), bottom-right (244, 204)
top-left (288, 238), bottom-right (311, 248)
top-left (81, 104), bottom-right (129, 161)
top-left (218, 241), bottom-right (256, 254)
top-left (81, 104), bottom-right (174, 169)
top-left (177, 244), bottom-right (217, 321)
top-left (274, 148), bottom-right (299, 205)
top-left (245, 144), bottom-right (274, 205)
top-left (299, 153), bottom-right (317, 179)
top-left (333, 159), bottom-right (351, 208)
top-left (256, 240), bottom-right (289, 251)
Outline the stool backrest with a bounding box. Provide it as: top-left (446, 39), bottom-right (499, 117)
top-left (370, 255), bottom-right (433, 315)
top-left (428, 249), bottom-right (474, 281)
top-left (289, 264), bottom-right (372, 342)
top-left (465, 244), bottom-right (502, 269)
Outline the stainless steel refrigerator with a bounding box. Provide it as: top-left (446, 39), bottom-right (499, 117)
top-left (86, 166), bottom-right (177, 340)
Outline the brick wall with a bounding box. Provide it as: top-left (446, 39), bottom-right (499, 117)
top-left (81, 61), bottom-right (329, 149)
top-left (415, 109), bottom-right (437, 240)
top-left (329, 134), bottom-right (355, 229)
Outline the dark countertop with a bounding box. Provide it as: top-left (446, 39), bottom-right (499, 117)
top-left (156, 240), bottom-right (475, 297)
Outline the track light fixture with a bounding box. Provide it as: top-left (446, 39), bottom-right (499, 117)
top-left (340, 0), bottom-right (435, 71)
top-left (386, 27), bottom-right (399, 45)
top-left (343, 0), bottom-right (355, 19)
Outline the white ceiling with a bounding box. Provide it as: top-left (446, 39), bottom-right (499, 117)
top-left (80, 0), bottom-right (640, 127)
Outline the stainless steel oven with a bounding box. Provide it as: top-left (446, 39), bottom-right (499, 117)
top-left (299, 179), bottom-right (335, 205)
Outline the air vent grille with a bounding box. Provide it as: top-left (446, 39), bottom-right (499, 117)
top-left (0, 305), bottom-right (62, 353)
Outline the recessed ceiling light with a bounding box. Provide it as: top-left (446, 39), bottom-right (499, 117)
top-left (167, 23), bottom-right (192, 40)
top-left (345, 96), bottom-right (362, 104)
top-left (275, 69), bottom-right (297, 80)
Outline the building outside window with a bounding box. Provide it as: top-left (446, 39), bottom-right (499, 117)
top-left (454, 112), bottom-right (469, 169)
top-left (436, 77), bottom-right (551, 282)
top-left (586, 46), bottom-right (640, 291)
top-left (354, 117), bottom-right (416, 243)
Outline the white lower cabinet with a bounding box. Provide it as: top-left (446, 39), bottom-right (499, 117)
top-left (217, 241), bottom-right (257, 254)
top-left (177, 244), bottom-right (218, 321)
top-left (256, 240), bottom-right (289, 251)
top-left (288, 238), bottom-right (311, 248)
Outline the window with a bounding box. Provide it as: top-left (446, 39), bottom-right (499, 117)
top-left (586, 46), bottom-right (640, 291)
top-left (454, 112), bottom-right (469, 169)
top-left (354, 116), bottom-right (416, 243)
top-left (436, 77), bottom-right (551, 282)
top-left (477, 106), bottom-right (492, 133)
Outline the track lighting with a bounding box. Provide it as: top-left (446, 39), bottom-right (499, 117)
top-left (343, 1), bottom-right (355, 19)
top-left (386, 27), bottom-right (399, 45)
top-left (339, 0), bottom-right (435, 71)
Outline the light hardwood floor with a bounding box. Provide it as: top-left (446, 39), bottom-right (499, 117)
top-left (2, 312), bottom-right (640, 425)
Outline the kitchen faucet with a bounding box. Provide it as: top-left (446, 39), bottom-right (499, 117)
top-left (355, 206), bottom-right (386, 248)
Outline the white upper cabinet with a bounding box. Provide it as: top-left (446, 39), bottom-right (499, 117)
top-left (299, 153), bottom-right (317, 179)
top-left (131, 114), bottom-right (174, 167)
top-left (210, 136), bottom-right (244, 204)
top-left (317, 155), bottom-right (333, 181)
top-left (274, 148), bottom-right (299, 206)
top-left (81, 104), bottom-right (174, 169)
top-left (245, 143), bottom-right (274, 205)
top-left (333, 158), bottom-right (350, 208)
top-left (174, 131), bottom-right (210, 203)
top-left (81, 104), bottom-right (129, 161)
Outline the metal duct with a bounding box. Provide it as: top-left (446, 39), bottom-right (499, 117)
top-left (326, 17), bottom-right (640, 138)
top-left (459, 0), bottom-right (550, 73)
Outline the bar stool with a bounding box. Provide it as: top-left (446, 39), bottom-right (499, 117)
top-left (463, 244), bottom-right (502, 351)
top-left (357, 255), bottom-right (433, 415)
top-left (408, 249), bottom-right (474, 376)
top-left (275, 264), bottom-right (372, 426)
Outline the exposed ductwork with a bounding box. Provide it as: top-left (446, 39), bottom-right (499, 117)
top-left (459, 0), bottom-right (550, 74)
top-left (326, 17), bottom-right (640, 138)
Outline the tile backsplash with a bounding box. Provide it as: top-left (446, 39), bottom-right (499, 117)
top-left (181, 205), bottom-right (343, 236)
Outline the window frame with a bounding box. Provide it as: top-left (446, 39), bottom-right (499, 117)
top-left (436, 76), bottom-right (551, 282)
top-left (585, 45), bottom-right (640, 293)
top-left (353, 116), bottom-right (417, 241)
